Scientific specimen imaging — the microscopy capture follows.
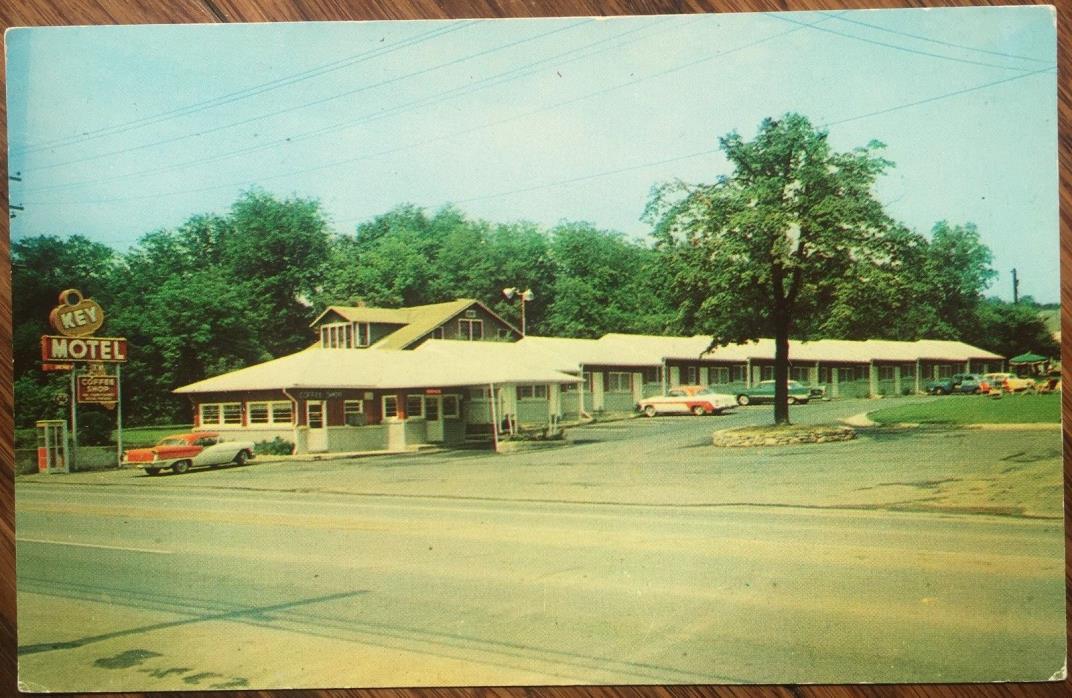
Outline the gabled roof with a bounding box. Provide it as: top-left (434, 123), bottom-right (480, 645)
top-left (174, 343), bottom-right (579, 394)
top-left (308, 299), bottom-right (522, 351)
top-left (371, 299), bottom-right (520, 350)
top-left (310, 305), bottom-right (410, 326)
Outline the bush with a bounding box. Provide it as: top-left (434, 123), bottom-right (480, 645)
top-left (255, 437), bottom-right (294, 455)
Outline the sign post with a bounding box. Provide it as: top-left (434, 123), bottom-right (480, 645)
top-left (69, 367), bottom-right (78, 469)
top-left (41, 289), bottom-right (128, 470)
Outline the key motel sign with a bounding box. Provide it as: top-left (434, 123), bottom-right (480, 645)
top-left (41, 335), bottom-right (128, 362)
top-left (40, 289), bottom-right (128, 363)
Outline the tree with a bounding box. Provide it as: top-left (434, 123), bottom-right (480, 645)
top-left (544, 222), bottom-right (673, 337)
top-left (647, 114), bottom-right (895, 424)
top-left (962, 297), bottom-right (1059, 361)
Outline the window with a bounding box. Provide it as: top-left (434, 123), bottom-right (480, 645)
top-left (732, 365), bottom-right (747, 383)
top-left (194, 436), bottom-right (218, 447)
top-left (685, 366), bottom-right (698, 385)
top-left (607, 372), bottom-right (632, 393)
top-left (642, 366), bottom-right (662, 384)
top-left (424, 397), bottom-right (439, 420)
top-left (761, 365), bottom-right (775, 381)
top-left (199, 402), bottom-right (241, 426)
top-left (306, 402), bottom-right (324, 428)
top-left (937, 364), bottom-right (954, 379)
top-left (517, 384), bottom-right (548, 400)
top-left (468, 387), bottom-right (488, 400)
top-left (343, 400), bottom-right (364, 426)
top-left (383, 395), bottom-right (399, 419)
top-left (248, 403), bottom-right (270, 424)
top-left (200, 403), bottom-right (219, 425)
top-left (791, 366), bottom-right (811, 383)
top-left (878, 366), bottom-right (896, 381)
top-left (272, 401), bottom-right (293, 424)
top-left (321, 321), bottom-right (370, 348)
top-left (443, 395), bottom-right (460, 418)
top-left (406, 395), bottom-right (424, 418)
top-left (247, 400), bottom-right (293, 425)
top-left (432, 327), bottom-right (445, 339)
top-left (458, 318), bottom-right (483, 340)
top-left (354, 322), bottom-right (371, 347)
top-left (709, 367), bottom-right (729, 384)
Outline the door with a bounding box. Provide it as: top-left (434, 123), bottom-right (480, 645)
top-left (306, 401), bottom-right (327, 452)
top-left (425, 396), bottom-right (443, 442)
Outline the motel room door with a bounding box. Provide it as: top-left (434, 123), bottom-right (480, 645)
top-left (306, 400), bottom-right (328, 452)
top-left (424, 395), bottom-right (443, 442)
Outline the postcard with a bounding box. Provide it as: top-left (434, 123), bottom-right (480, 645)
top-left (6, 6), bottom-right (1063, 691)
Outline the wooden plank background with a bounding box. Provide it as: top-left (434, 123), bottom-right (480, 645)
top-left (0, 1), bottom-right (1067, 696)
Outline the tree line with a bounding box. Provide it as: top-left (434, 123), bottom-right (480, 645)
top-left (13, 114), bottom-right (1058, 432)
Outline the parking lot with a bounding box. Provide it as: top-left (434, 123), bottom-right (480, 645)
top-left (15, 397), bottom-right (1066, 689)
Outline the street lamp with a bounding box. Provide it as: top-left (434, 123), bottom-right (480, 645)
top-left (502, 287), bottom-right (535, 336)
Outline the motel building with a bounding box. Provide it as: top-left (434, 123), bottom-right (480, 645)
top-left (174, 298), bottom-right (1005, 455)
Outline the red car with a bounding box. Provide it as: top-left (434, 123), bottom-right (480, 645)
top-left (122, 432), bottom-right (255, 475)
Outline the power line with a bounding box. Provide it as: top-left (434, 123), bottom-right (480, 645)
top-left (820, 11), bottom-right (1053, 64)
top-left (22, 17), bottom-right (689, 196)
top-left (451, 148), bottom-right (722, 206)
top-left (363, 65), bottom-right (1056, 215)
top-left (21, 16), bottom-right (829, 208)
top-left (17, 15), bottom-right (1055, 223)
top-left (10, 22), bottom-right (473, 156)
top-left (17, 19), bottom-right (593, 175)
top-left (770, 13), bottom-right (1046, 73)
top-left (823, 65), bottom-right (1055, 126)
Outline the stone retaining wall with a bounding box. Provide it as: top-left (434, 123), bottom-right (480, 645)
top-left (712, 425), bottom-right (856, 447)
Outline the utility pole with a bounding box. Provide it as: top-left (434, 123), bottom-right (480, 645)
top-left (1012, 268), bottom-right (1020, 304)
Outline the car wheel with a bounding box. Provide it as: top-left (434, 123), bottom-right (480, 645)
top-left (145, 467), bottom-right (160, 476)
top-left (737, 395), bottom-right (750, 406)
top-left (234, 450), bottom-right (250, 466)
top-left (643, 405), bottom-right (657, 418)
top-left (691, 405), bottom-right (706, 416)
top-left (172, 460), bottom-right (190, 475)
top-left (787, 396), bottom-right (798, 405)
top-left (935, 388), bottom-right (947, 395)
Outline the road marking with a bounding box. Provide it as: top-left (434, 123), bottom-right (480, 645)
top-left (16, 537), bottom-right (173, 555)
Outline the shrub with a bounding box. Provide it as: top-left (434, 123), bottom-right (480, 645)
top-left (255, 437), bottom-right (294, 455)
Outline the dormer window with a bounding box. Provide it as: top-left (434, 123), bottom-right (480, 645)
top-left (321, 321), bottom-right (372, 348)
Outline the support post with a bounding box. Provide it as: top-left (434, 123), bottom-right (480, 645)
top-left (116, 364), bottom-right (123, 467)
top-left (69, 366), bottom-right (78, 470)
top-left (488, 383), bottom-right (499, 451)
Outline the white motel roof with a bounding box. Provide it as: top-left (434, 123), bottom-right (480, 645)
top-left (518, 333), bottom-right (1002, 368)
top-left (175, 333), bottom-right (1002, 395)
top-left (173, 343), bottom-right (581, 394)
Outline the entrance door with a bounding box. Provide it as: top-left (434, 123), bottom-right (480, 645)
top-left (306, 401), bottom-right (327, 452)
top-left (425, 396), bottom-right (443, 442)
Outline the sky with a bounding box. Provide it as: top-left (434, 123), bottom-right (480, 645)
top-left (5, 6), bottom-right (1059, 302)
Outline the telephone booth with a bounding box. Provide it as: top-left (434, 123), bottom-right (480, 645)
top-left (36, 419), bottom-right (69, 473)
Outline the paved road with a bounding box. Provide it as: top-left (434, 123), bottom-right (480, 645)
top-left (15, 400), bottom-right (1066, 690)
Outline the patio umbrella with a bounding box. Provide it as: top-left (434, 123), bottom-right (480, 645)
top-left (1009, 352), bottom-right (1049, 364)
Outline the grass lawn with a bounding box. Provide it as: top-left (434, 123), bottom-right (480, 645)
top-left (112, 424), bottom-right (193, 447)
top-left (870, 393), bottom-right (1061, 424)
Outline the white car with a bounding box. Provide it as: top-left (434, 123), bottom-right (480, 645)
top-left (122, 432), bottom-right (256, 475)
top-left (637, 387), bottom-right (737, 417)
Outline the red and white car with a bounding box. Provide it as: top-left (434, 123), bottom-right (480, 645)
top-left (637, 386), bottom-right (737, 417)
top-left (122, 432), bottom-right (255, 476)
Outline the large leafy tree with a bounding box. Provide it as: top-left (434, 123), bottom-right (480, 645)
top-left (544, 221), bottom-right (673, 338)
top-left (647, 113), bottom-right (895, 424)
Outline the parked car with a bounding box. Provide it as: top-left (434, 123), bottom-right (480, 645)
top-left (123, 432), bottom-right (255, 475)
top-left (924, 373), bottom-right (986, 395)
top-left (637, 387), bottom-right (736, 417)
top-left (735, 380), bottom-right (812, 406)
top-left (983, 372), bottom-right (1035, 393)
